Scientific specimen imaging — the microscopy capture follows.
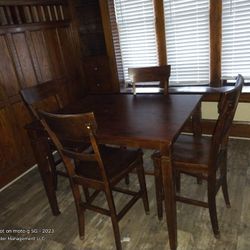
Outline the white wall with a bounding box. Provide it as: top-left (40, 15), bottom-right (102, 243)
top-left (202, 102), bottom-right (250, 121)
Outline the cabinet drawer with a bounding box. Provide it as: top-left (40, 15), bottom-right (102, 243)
top-left (82, 56), bottom-right (112, 92)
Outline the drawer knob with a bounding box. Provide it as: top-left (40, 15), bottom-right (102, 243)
top-left (94, 67), bottom-right (98, 71)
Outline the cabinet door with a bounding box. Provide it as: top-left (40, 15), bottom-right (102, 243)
top-left (82, 55), bottom-right (113, 92)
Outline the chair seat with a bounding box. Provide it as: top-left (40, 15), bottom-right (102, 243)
top-left (152, 134), bottom-right (211, 176)
top-left (75, 146), bottom-right (141, 182)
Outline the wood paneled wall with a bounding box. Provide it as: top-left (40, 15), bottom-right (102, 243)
top-left (0, 0), bottom-right (86, 188)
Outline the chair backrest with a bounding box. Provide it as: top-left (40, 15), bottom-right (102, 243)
top-left (38, 110), bottom-right (108, 182)
top-left (128, 65), bottom-right (171, 95)
top-left (20, 80), bottom-right (64, 119)
top-left (210, 74), bottom-right (244, 170)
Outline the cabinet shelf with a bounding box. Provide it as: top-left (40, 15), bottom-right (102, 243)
top-left (73, 0), bottom-right (119, 92)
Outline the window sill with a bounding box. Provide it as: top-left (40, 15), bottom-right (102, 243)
top-left (121, 86), bottom-right (250, 94)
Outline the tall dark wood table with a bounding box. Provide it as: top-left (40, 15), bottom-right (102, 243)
top-left (28, 93), bottom-right (202, 250)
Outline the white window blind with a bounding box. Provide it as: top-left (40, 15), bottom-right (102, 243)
top-left (164, 0), bottom-right (210, 85)
top-left (222, 0), bottom-right (250, 81)
top-left (114, 0), bottom-right (158, 84)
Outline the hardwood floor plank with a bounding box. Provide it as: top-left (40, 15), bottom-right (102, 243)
top-left (1, 138), bottom-right (250, 249)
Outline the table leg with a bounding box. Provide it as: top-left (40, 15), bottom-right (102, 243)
top-left (161, 154), bottom-right (177, 250)
top-left (192, 101), bottom-right (202, 137)
top-left (28, 132), bottom-right (60, 216)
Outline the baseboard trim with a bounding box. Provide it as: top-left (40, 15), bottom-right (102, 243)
top-left (0, 164), bottom-right (38, 193)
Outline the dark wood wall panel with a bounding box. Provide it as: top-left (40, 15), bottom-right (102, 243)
top-left (0, 106), bottom-right (23, 172)
top-left (0, 0), bottom-right (86, 188)
top-left (0, 35), bottom-right (20, 96)
top-left (58, 28), bottom-right (77, 79)
top-left (57, 27), bottom-right (87, 99)
top-left (43, 28), bottom-right (65, 78)
top-left (30, 30), bottom-right (53, 82)
top-left (12, 32), bottom-right (38, 87)
top-left (12, 102), bottom-right (34, 165)
top-left (25, 31), bottom-right (43, 83)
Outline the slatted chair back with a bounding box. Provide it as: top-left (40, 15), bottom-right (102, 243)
top-left (20, 80), bottom-right (67, 188)
top-left (38, 111), bottom-right (108, 183)
top-left (152, 74), bottom-right (244, 228)
top-left (20, 80), bottom-right (64, 119)
top-left (38, 110), bottom-right (150, 250)
top-left (128, 65), bottom-right (171, 95)
top-left (209, 74), bottom-right (244, 172)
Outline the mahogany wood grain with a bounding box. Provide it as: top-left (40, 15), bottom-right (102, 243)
top-left (38, 110), bottom-right (149, 249)
top-left (72, 0), bottom-right (119, 93)
top-left (153, 0), bottom-right (167, 65)
top-left (152, 75), bottom-right (244, 238)
top-left (128, 65), bottom-right (171, 95)
top-left (0, 0), bottom-right (86, 188)
top-left (82, 55), bottom-right (113, 93)
top-left (26, 122), bottom-right (60, 216)
top-left (99, 0), bottom-right (119, 92)
top-left (30, 93), bottom-right (202, 250)
top-left (210, 0), bottom-right (222, 87)
top-left (20, 78), bottom-right (92, 200)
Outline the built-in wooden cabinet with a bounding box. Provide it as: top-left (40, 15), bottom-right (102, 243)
top-left (73, 0), bottom-right (119, 93)
top-left (0, 0), bottom-right (118, 188)
top-left (0, 0), bottom-right (86, 188)
top-left (82, 55), bottom-right (113, 92)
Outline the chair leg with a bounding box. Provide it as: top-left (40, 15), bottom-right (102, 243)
top-left (221, 177), bottom-right (231, 208)
top-left (120, 146), bottom-right (130, 185)
top-left (175, 171), bottom-right (181, 193)
top-left (125, 174), bottom-right (130, 185)
top-left (48, 151), bottom-right (58, 190)
top-left (82, 187), bottom-right (90, 202)
top-left (153, 159), bottom-right (163, 220)
top-left (208, 181), bottom-right (220, 238)
top-left (220, 151), bottom-right (231, 208)
top-left (136, 158), bottom-right (150, 214)
top-left (72, 184), bottom-right (85, 239)
top-left (196, 176), bottom-right (202, 185)
top-left (105, 188), bottom-right (122, 250)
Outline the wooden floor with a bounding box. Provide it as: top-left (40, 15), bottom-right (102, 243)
top-left (1, 138), bottom-right (250, 250)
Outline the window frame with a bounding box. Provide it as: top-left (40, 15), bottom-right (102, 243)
top-left (110, 0), bottom-right (250, 91)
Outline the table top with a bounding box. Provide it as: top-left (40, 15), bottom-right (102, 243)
top-left (60, 94), bottom-right (202, 149)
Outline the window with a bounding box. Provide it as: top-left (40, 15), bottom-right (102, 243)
top-left (222, 0), bottom-right (250, 81)
top-left (163, 0), bottom-right (210, 85)
top-left (114, 0), bottom-right (158, 85)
